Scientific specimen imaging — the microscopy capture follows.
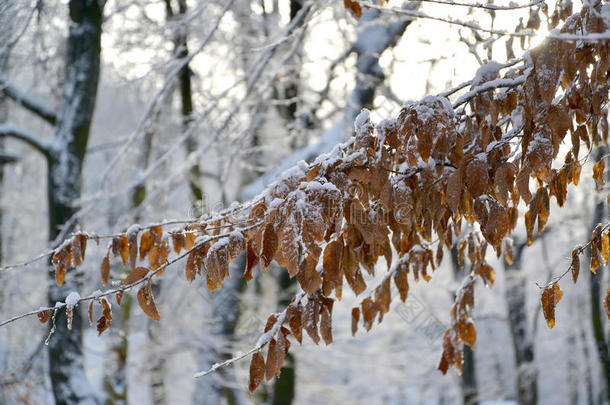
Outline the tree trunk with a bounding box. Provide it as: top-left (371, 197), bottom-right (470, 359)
top-left (47, 1), bottom-right (103, 404)
top-left (450, 247), bottom-right (479, 405)
top-left (504, 242), bottom-right (537, 405)
top-left (588, 147), bottom-right (610, 403)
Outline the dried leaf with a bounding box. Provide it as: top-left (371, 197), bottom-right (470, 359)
top-left (72, 234), bottom-right (87, 267)
top-left (320, 304), bottom-right (333, 345)
top-left (541, 282), bottom-right (563, 329)
top-left (137, 281), bottom-right (161, 321)
top-left (286, 304), bottom-right (303, 343)
top-left (265, 339), bottom-right (279, 381)
top-left (249, 352), bottom-right (266, 393)
top-left (571, 249), bottom-right (580, 283)
top-left (593, 160), bottom-right (605, 192)
top-left (101, 253), bottom-right (110, 286)
top-left (123, 266), bottom-right (149, 286)
top-left (37, 309), bottom-right (50, 324)
top-left (343, 0), bottom-right (362, 18)
top-left (351, 307), bottom-right (360, 336)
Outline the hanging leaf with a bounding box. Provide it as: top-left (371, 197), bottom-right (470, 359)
top-left (101, 252), bottom-right (110, 286)
top-left (320, 303), bottom-right (333, 345)
top-left (137, 281), bottom-right (161, 321)
top-left (248, 352), bottom-right (266, 393)
top-left (286, 303), bottom-right (303, 343)
top-left (351, 307), bottom-right (360, 336)
top-left (71, 234), bottom-right (87, 267)
top-left (37, 309), bottom-right (50, 324)
top-left (541, 282), bottom-right (563, 329)
top-left (593, 160), bottom-right (605, 192)
top-left (571, 249), bottom-right (580, 283)
top-left (265, 339), bottom-right (280, 381)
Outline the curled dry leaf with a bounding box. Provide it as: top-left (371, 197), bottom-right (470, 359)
top-left (72, 234), bottom-right (87, 267)
top-left (101, 253), bottom-right (110, 286)
top-left (571, 249), bottom-right (580, 283)
top-left (37, 309), bottom-right (51, 324)
top-left (137, 281), bottom-right (161, 321)
top-left (541, 282), bottom-right (563, 329)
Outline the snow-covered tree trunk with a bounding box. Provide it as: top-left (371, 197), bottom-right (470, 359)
top-left (504, 243), bottom-right (537, 405)
top-left (46, 1), bottom-right (104, 403)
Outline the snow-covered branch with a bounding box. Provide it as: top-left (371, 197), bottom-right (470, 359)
top-left (0, 151), bottom-right (19, 164)
top-left (0, 123), bottom-right (50, 157)
top-left (0, 75), bottom-right (57, 125)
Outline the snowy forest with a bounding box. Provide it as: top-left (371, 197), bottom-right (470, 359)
top-left (1, 0), bottom-right (610, 404)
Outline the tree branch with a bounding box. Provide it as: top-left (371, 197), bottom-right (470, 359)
top-left (0, 152), bottom-right (19, 164)
top-left (0, 75), bottom-right (57, 125)
top-left (0, 123), bottom-right (50, 157)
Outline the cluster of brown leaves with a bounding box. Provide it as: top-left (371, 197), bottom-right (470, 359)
top-left (40, 4), bottom-right (610, 392)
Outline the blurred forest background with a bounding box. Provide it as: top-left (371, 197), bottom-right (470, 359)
top-left (0, 0), bottom-right (608, 404)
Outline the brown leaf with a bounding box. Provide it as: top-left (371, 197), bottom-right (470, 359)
top-left (249, 352), bottom-right (266, 393)
top-left (116, 291), bottom-right (124, 306)
top-left (541, 282), bottom-right (563, 329)
top-left (88, 301), bottom-right (94, 326)
top-left (303, 298), bottom-right (320, 344)
top-left (320, 303), bottom-right (333, 345)
top-left (593, 160), bottom-right (605, 192)
top-left (343, 0), bottom-right (362, 18)
top-left (172, 232), bottom-right (185, 255)
top-left (286, 303), bottom-right (303, 343)
top-left (37, 309), bottom-right (50, 324)
top-left (72, 234), bottom-right (87, 267)
top-left (322, 238), bottom-right (343, 296)
top-left (571, 249), bottom-right (580, 283)
top-left (52, 243), bottom-right (72, 286)
top-left (56, 267), bottom-right (67, 287)
top-left (465, 157), bottom-right (489, 197)
top-left (128, 232), bottom-right (138, 270)
top-left (265, 339), bottom-right (279, 381)
top-left (204, 242), bottom-right (229, 291)
top-left (458, 320), bottom-right (477, 347)
top-left (97, 297), bottom-right (113, 335)
top-left (245, 239), bottom-right (259, 281)
top-left (119, 236), bottom-right (130, 265)
top-left (297, 255), bottom-right (322, 295)
top-left (123, 266), bottom-right (149, 286)
top-left (351, 307), bottom-right (360, 336)
top-left (137, 281), bottom-right (161, 321)
top-left (261, 223), bottom-right (278, 268)
top-left (139, 230), bottom-right (155, 260)
top-left (446, 169), bottom-right (463, 214)
top-left (101, 253), bottom-right (110, 286)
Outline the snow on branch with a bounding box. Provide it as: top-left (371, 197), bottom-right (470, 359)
top-left (0, 75), bottom-right (57, 125)
top-left (0, 123), bottom-right (51, 157)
